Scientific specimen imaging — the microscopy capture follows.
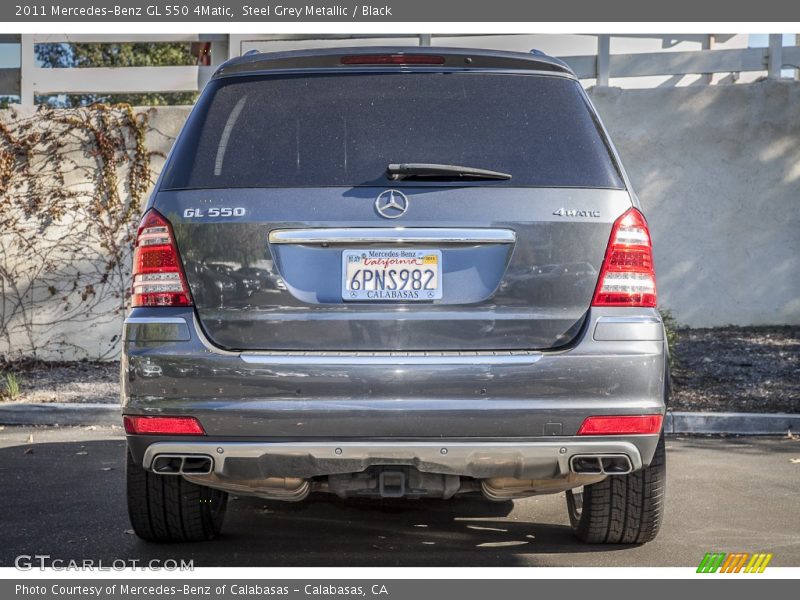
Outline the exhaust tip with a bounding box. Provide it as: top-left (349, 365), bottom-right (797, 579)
top-left (571, 456), bottom-right (603, 474)
top-left (152, 454), bottom-right (213, 476)
top-left (152, 455), bottom-right (183, 474)
top-left (601, 456), bottom-right (633, 474)
top-left (570, 454), bottom-right (632, 475)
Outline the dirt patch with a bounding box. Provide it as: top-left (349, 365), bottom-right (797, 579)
top-left (671, 326), bottom-right (799, 413)
top-left (1, 326), bottom-right (798, 412)
top-left (0, 360), bottom-right (118, 404)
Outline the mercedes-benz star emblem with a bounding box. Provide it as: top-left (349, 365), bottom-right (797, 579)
top-left (375, 189), bottom-right (409, 219)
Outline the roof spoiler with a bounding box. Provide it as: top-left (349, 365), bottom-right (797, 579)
top-left (213, 46), bottom-right (576, 79)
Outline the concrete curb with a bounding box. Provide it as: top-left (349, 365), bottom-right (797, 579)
top-left (0, 403), bottom-right (798, 434)
top-left (666, 411), bottom-right (800, 435)
top-left (0, 402), bottom-right (120, 426)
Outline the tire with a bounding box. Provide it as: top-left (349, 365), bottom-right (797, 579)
top-left (566, 435), bottom-right (666, 545)
top-left (126, 448), bottom-right (228, 542)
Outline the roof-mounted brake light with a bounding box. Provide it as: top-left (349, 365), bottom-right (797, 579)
top-left (340, 54), bottom-right (445, 66)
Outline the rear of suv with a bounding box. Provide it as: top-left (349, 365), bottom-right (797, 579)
top-left (122, 47), bottom-right (667, 545)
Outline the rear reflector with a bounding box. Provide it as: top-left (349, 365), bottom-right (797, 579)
top-left (577, 415), bottom-right (663, 436)
top-left (592, 208), bottom-right (657, 307)
top-left (131, 209), bottom-right (192, 307)
top-left (341, 54), bottom-right (445, 66)
top-left (124, 416), bottom-right (205, 435)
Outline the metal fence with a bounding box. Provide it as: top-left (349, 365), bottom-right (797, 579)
top-left (1, 33), bottom-right (799, 103)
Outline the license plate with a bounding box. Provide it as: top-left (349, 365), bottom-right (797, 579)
top-left (342, 249), bottom-right (442, 301)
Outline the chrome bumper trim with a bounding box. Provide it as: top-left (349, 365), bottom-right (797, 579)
top-left (239, 350), bottom-right (542, 366)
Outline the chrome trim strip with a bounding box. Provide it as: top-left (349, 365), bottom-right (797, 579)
top-left (268, 227), bottom-right (516, 245)
top-left (240, 351), bottom-right (541, 366)
top-left (124, 317), bottom-right (187, 325)
top-left (143, 440), bottom-right (644, 479)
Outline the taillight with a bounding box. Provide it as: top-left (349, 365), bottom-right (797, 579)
top-left (592, 208), bottom-right (657, 307)
top-left (124, 415), bottom-right (205, 435)
top-left (577, 415), bottom-right (663, 435)
top-left (131, 209), bottom-right (192, 307)
top-left (341, 54), bottom-right (445, 65)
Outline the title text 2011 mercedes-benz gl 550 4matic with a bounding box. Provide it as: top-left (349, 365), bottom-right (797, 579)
top-left (122, 47), bottom-right (668, 544)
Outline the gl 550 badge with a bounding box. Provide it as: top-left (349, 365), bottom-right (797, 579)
top-left (184, 207), bottom-right (246, 218)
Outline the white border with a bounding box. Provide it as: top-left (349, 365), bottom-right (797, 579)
top-left (1, 16), bottom-right (798, 582)
top-left (2, 566), bottom-right (800, 579)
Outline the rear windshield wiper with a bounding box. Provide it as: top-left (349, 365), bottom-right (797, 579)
top-left (387, 163), bottom-right (512, 181)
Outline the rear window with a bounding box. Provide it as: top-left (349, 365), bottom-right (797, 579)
top-left (161, 72), bottom-right (624, 189)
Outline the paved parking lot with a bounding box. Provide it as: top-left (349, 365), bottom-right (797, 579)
top-left (0, 427), bottom-right (798, 567)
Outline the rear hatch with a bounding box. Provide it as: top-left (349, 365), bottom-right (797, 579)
top-left (155, 59), bottom-right (630, 351)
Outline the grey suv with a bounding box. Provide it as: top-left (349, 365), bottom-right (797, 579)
top-left (122, 47), bottom-right (668, 545)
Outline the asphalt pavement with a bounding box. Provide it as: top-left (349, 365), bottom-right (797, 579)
top-left (0, 426), bottom-right (798, 568)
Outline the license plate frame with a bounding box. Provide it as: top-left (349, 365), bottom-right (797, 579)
top-left (341, 249), bottom-right (442, 302)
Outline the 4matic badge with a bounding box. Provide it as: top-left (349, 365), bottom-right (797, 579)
top-left (553, 207), bottom-right (601, 218)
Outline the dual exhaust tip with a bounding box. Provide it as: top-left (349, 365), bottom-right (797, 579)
top-left (152, 454), bottom-right (213, 476)
top-left (570, 454), bottom-right (633, 475)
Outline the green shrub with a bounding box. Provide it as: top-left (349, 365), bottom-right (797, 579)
top-left (659, 308), bottom-right (679, 369)
top-left (1, 372), bottom-right (20, 400)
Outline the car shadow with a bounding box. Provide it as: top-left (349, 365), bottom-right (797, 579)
top-left (0, 438), bottom-right (637, 567)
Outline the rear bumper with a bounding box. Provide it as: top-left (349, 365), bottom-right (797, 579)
top-left (138, 438), bottom-right (654, 480)
top-left (122, 305), bottom-right (667, 471)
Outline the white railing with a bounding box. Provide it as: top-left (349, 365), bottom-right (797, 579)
top-left (565, 34), bottom-right (800, 82)
top-left (9, 34), bottom-right (230, 103)
top-left (1, 33), bottom-right (798, 104)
